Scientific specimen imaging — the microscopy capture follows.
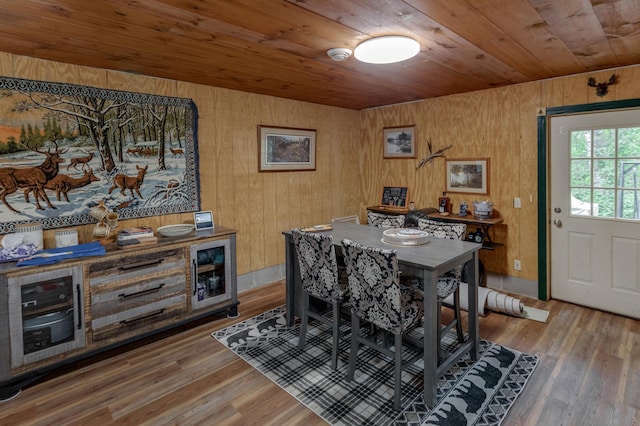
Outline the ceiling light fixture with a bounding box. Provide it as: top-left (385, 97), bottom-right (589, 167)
top-left (327, 47), bottom-right (353, 61)
top-left (354, 36), bottom-right (420, 64)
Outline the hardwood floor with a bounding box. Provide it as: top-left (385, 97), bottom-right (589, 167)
top-left (1, 281), bottom-right (638, 425)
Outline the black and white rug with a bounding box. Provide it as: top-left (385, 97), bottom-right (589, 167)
top-left (212, 307), bottom-right (538, 425)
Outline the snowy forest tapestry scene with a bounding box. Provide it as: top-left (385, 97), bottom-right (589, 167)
top-left (0, 77), bottom-right (200, 233)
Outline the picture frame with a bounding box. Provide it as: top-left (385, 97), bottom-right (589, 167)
top-left (445, 158), bottom-right (490, 194)
top-left (383, 125), bottom-right (416, 158)
top-left (194, 210), bottom-right (214, 230)
top-left (258, 125), bottom-right (316, 172)
top-left (381, 186), bottom-right (409, 208)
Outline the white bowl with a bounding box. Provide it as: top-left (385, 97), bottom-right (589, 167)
top-left (157, 224), bottom-right (195, 237)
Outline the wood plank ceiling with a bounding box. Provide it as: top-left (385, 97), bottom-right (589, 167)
top-left (0, 0), bottom-right (638, 110)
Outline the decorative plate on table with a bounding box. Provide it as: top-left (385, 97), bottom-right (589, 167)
top-left (157, 224), bottom-right (195, 237)
top-left (382, 228), bottom-right (430, 246)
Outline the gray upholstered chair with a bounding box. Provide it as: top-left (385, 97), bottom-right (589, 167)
top-left (366, 211), bottom-right (405, 229)
top-left (341, 238), bottom-right (424, 411)
top-left (292, 228), bottom-right (349, 370)
top-left (417, 218), bottom-right (467, 344)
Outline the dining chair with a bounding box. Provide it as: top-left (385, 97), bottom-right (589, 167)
top-left (366, 211), bottom-right (405, 229)
top-left (292, 228), bottom-right (349, 370)
top-left (417, 218), bottom-right (467, 344)
top-left (341, 238), bottom-right (424, 411)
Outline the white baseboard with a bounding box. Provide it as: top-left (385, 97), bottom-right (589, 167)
top-left (485, 272), bottom-right (538, 299)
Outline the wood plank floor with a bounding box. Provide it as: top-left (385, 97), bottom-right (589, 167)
top-left (1, 281), bottom-right (638, 425)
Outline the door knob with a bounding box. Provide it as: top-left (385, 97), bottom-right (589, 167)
top-left (553, 219), bottom-right (562, 228)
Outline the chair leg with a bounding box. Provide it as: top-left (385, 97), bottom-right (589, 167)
top-left (453, 288), bottom-right (464, 343)
top-left (394, 332), bottom-right (402, 411)
top-left (298, 292), bottom-right (310, 349)
top-left (347, 312), bottom-right (360, 381)
top-left (331, 300), bottom-right (341, 370)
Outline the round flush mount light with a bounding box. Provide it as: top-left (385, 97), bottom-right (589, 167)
top-left (354, 36), bottom-right (420, 64)
top-left (327, 47), bottom-right (353, 61)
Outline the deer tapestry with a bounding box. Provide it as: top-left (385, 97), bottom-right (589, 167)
top-left (0, 76), bottom-right (200, 233)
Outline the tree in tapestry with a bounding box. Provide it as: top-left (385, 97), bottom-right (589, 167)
top-left (0, 77), bottom-right (200, 233)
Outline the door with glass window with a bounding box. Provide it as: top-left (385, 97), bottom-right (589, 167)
top-left (550, 110), bottom-right (640, 319)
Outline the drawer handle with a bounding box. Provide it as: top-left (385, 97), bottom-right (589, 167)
top-left (118, 283), bottom-right (165, 300)
top-left (120, 308), bottom-right (166, 325)
top-left (118, 258), bottom-right (164, 271)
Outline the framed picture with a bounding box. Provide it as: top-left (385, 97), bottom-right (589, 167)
top-left (445, 158), bottom-right (490, 194)
top-left (258, 125), bottom-right (316, 172)
top-left (381, 186), bottom-right (409, 208)
top-left (383, 125), bottom-right (416, 158)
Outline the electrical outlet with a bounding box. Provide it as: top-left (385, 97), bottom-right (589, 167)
top-left (514, 259), bottom-right (521, 271)
top-left (514, 197), bottom-right (521, 208)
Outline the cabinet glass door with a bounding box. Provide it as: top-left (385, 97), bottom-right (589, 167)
top-left (8, 266), bottom-right (85, 368)
top-left (190, 239), bottom-right (231, 309)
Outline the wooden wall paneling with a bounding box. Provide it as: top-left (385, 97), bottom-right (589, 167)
top-left (519, 83), bottom-right (543, 281)
top-left (0, 52), bottom-right (13, 75)
top-left (563, 73), bottom-right (590, 106)
top-left (617, 66), bottom-right (640, 100)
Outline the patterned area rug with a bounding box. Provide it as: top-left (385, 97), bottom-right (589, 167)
top-left (212, 307), bottom-right (538, 425)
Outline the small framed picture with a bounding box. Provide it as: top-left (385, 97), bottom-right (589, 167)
top-left (381, 186), bottom-right (409, 208)
top-left (445, 158), bottom-right (490, 194)
top-left (383, 125), bottom-right (416, 158)
top-left (194, 210), bottom-right (214, 230)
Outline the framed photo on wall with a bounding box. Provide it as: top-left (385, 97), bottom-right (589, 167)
top-left (445, 158), bottom-right (490, 194)
top-left (258, 125), bottom-right (316, 171)
top-left (383, 125), bottom-right (416, 158)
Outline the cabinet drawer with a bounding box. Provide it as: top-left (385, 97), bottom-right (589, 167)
top-left (91, 295), bottom-right (186, 342)
top-left (91, 272), bottom-right (186, 318)
top-left (89, 248), bottom-right (185, 286)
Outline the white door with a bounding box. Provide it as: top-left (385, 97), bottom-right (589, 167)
top-left (550, 109), bottom-right (640, 319)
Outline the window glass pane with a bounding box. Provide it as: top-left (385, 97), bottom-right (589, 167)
top-left (618, 161), bottom-right (640, 189)
top-left (618, 127), bottom-right (640, 157)
top-left (571, 159), bottom-right (591, 186)
top-left (593, 159), bottom-right (615, 188)
top-left (593, 189), bottom-right (615, 217)
top-left (571, 189), bottom-right (593, 216)
top-left (571, 130), bottom-right (591, 158)
top-left (593, 129), bottom-right (615, 157)
top-left (619, 189), bottom-right (640, 219)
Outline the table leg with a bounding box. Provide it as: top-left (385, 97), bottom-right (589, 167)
top-left (468, 252), bottom-right (480, 360)
top-left (422, 269), bottom-right (439, 408)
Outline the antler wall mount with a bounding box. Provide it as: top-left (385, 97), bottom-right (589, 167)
top-left (587, 74), bottom-right (618, 97)
top-left (416, 138), bottom-right (452, 169)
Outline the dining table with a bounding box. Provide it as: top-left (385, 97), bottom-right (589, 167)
top-left (282, 221), bottom-right (482, 408)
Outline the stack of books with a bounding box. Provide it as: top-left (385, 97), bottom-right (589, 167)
top-left (117, 226), bottom-right (157, 248)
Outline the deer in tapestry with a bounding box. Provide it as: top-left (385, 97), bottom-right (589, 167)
top-left (108, 164), bottom-right (148, 199)
top-left (0, 141), bottom-right (67, 213)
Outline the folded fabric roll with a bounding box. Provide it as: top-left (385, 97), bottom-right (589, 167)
top-left (17, 241), bottom-right (106, 267)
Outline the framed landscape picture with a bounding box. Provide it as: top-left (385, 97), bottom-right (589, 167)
top-left (258, 125), bottom-right (316, 171)
top-left (445, 158), bottom-right (490, 194)
top-left (383, 125), bottom-right (416, 158)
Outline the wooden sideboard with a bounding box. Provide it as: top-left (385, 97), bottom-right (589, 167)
top-left (0, 226), bottom-right (238, 400)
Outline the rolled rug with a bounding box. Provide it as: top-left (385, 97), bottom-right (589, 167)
top-left (444, 282), bottom-right (524, 317)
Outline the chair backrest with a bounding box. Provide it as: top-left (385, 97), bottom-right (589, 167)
top-left (417, 218), bottom-right (467, 279)
top-left (417, 218), bottom-right (467, 240)
top-left (341, 238), bottom-right (404, 333)
top-left (331, 215), bottom-right (361, 225)
top-left (292, 229), bottom-right (345, 300)
top-left (367, 211), bottom-right (405, 229)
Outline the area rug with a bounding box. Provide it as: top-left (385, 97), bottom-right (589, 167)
top-left (212, 307), bottom-right (538, 425)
